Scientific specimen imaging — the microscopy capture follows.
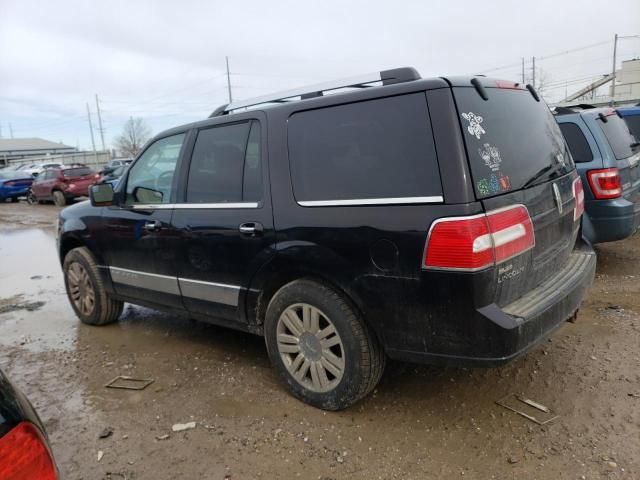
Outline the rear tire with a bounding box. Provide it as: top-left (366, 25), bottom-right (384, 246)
top-left (264, 279), bottom-right (386, 410)
top-left (63, 247), bottom-right (123, 325)
top-left (53, 190), bottom-right (67, 207)
top-left (26, 191), bottom-right (37, 205)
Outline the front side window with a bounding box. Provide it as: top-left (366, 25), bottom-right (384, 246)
top-left (287, 94), bottom-right (442, 204)
top-left (185, 121), bottom-right (262, 204)
top-left (125, 134), bottom-right (185, 205)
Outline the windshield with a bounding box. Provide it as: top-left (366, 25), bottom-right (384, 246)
top-left (455, 87), bottom-right (573, 198)
top-left (597, 114), bottom-right (639, 160)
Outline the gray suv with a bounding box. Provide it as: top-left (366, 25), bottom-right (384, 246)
top-left (555, 106), bottom-right (640, 243)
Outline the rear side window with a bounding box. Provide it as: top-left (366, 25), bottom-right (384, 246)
top-left (559, 123), bottom-right (593, 163)
top-left (288, 94), bottom-right (442, 204)
top-left (597, 114), bottom-right (637, 160)
top-left (63, 167), bottom-right (93, 177)
top-left (186, 120), bottom-right (262, 203)
top-left (455, 87), bottom-right (573, 198)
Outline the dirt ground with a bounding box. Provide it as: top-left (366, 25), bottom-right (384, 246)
top-left (0, 201), bottom-right (638, 480)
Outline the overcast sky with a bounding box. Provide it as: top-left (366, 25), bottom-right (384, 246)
top-left (1, 0), bottom-right (639, 151)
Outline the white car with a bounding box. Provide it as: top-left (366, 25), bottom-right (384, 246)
top-left (18, 162), bottom-right (65, 177)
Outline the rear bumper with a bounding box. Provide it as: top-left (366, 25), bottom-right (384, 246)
top-left (386, 243), bottom-right (596, 367)
top-left (583, 197), bottom-right (640, 243)
top-left (62, 184), bottom-right (91, 197)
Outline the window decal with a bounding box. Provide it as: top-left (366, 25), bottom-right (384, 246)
top-left (462, 112), bottom-right (486, 139)
top-left (478, 143), bottom-right (502, 172)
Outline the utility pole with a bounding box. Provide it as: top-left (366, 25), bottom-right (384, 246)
top-left (531, 56), bottom-right (536, 89)
top-left (86, 103), bottom-right (97, 164)
top-left (521, 57), bottom-right (525, 84)
top-left (0, 124), bottom-right (3, 138)
top-left (9, 123), bottom-right (13, 138)
top-left (225, 56), bottom-right (233, 103)
top-left (95, 94), bottom-right (106, 151)
top-left (610, 33), bottom-right (618, 105)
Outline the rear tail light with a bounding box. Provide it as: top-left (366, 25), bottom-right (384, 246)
top-left (587, 168), bottom-right (622, 199)
top-left (573, 177), bottom-right (585, 221)
top-left (4, 181), bottom-right (17, 187)
top-left (424, 205), bottom-right (535, 271)
top-left (0, 422), bottom-right (58, 480)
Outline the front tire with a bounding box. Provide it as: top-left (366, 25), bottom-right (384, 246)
top-left (53, 190), bottom-right (68, 207)
top-left (264, 279), bottom-right (385, 410)
top-left (63, 247), bottom-right (123, 325)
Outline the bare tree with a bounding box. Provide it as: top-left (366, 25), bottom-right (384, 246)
top-left (535, 69), bottom-right (552, 101)
top-left (114, 117), bottom-right (151, 157)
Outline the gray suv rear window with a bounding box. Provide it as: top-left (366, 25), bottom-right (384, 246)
top-left (597, 114), bottom-right (638, 160)
top-left (288, 94), bottom-right (442, 204)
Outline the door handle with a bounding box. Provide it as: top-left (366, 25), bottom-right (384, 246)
top-left (239, 222), bottom-right (263, 236)
top-left (143, 220), bottom-right (162, 232)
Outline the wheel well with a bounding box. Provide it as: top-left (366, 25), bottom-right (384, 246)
top-left (253, 269), bottom-right (382, 344)
top-left (59, 236), bottom-right (84, 263)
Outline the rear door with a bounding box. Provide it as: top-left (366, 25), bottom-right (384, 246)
top-left (33, 169), bottom-right (56, 199)
top-left (453, 84), bottom-right (579, 306)
top-left (171, 117), bottom-right (276, 327)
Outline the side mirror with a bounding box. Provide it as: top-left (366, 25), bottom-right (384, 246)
top-left (89, 183), bottom-right (114, 206)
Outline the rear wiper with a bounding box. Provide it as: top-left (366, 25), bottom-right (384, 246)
top-left (522, 164), bottom-right (556, 189)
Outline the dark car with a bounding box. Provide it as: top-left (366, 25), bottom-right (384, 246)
top-left (0, 170), bottom-right (34, 202)
top-left (57, 68), bottom-right (596, 410)
top-left (29, 166), bottom-right (99, 206)
top-left (0, 368), bottom-right (58, 479)
top-left (555, 105), bottom-right (640, 243)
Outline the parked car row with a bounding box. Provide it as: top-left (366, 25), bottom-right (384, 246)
top-left (56, 68), bottom-right (640, 411)
top-left (554, 104), bottom-right (640, 243)
top-left (1, 160), bottom-right (131, 205)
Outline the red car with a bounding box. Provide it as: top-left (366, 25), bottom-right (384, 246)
top-left (29, 166), bottom-right (99, 206)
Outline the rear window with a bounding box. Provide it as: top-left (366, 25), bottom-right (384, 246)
top-left (559, 123), bottom-right (593, 163)
top-left (597, 114), bottom-right (638, 160)
top-left (63, 167), bottom-right (93, 177)
top-left (455, 87), bottom-right (573, 198)
top-left (288, 93), bottom-right (442, 204)
top-left (622, 115), bottom-right (640, 141)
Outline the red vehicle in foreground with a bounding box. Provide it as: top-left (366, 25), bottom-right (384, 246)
top-left (28, 166), bottom-right (99, 206)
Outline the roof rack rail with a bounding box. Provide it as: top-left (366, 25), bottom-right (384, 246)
top-left (209, 67), bottom-right (421, 117)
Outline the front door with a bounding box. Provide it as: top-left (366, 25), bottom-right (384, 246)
top-left (100, 133), bottom-right (187, 308)
top-left (171, 119), bottom-right (275, 326)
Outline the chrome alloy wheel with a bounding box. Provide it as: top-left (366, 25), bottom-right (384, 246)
top-left (67, 262), bottom-right (96, 316)
top-left (276, 303), bottom-right (345, 393)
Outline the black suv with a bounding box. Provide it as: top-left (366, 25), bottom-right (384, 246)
top-left (57, 68), bottom-right (596, 410)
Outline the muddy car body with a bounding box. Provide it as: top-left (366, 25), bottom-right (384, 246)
top-left (57, 68), bottom-right (596, 410)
